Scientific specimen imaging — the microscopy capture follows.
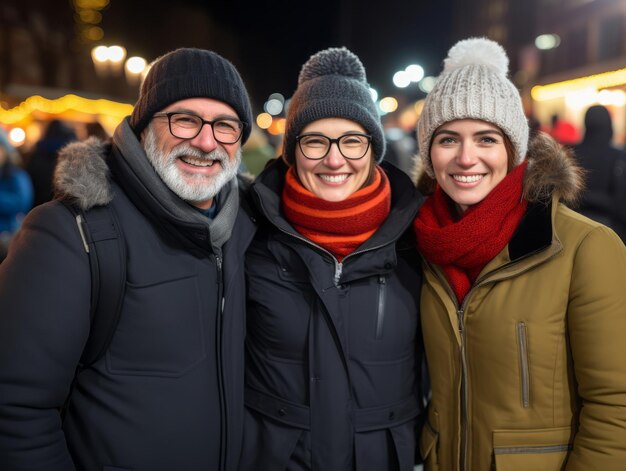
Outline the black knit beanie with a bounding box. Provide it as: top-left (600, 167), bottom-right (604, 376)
top-left (283, 47), bottom-right (385, 165)
top-left (130, 48), bottom-right (253, 144)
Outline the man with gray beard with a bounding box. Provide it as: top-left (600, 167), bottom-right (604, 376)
top-left (0, 48), bottom-right (256, 471)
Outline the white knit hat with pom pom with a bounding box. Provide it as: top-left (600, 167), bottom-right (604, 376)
top-left (417, 37), bottom-right (529, 177)
top-left (283, 47), bottom-right (385, 164)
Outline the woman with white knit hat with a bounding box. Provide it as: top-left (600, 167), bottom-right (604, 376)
top-left (241, 47), bottom-right (425, 470)
top-left (413, 37), bottom-right (626, 470)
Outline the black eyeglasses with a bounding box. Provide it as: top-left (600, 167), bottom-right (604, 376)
top-left (153, 112), bottom-right (245, 144)
top-left (296, 133), bottom-right (372, 160)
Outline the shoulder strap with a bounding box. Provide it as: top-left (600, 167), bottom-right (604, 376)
top-left (64, 201), bottom-right (127, 367)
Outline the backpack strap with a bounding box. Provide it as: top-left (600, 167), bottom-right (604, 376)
top-left (63, 202), bottom-right (127, 367)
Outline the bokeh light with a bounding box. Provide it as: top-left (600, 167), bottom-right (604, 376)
top-left (405, 64), bottom-right (424, 83)
top-left (393, 71), bottom-right (410, 88)
top-left (535, 34), bottom-right (561, 50)
top-left (8, 127), bottom-right (26, 146)
top-left (125, 57), bottom-right (147, 75)
top-left (379, 97), bottom-right (398, 113)
top-left (256, 113), bottom-right (273, 129)
top-left (264, 99), bottom-right (283, 116)
top-left (419, 76), bottom-right (437, 93)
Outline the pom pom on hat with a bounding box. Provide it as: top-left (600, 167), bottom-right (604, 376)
top-left (283, 47), bottom-right (385, 164)
top-left (443, 37), bottom-right (509, 76)
top-left (416, 37), bottom-right (529, 177)
top-left (298, 47), bottom-right (367, 84)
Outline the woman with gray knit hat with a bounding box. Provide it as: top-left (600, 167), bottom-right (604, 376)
top-left (413, 37), bottom-right (626, 470)
top-left (241, 47), bottom-right (425, 470)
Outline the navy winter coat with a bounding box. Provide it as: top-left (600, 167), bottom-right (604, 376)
top-left (240, 160), bottom-right (424, 471)
top-left (0, 126), bottom-right (255, 471)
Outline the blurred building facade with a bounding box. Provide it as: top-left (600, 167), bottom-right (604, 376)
top-left (0, 0), bottom-right (242, 151)
top-left (0, 1), bottom-right (132, 147)
top-left (451, 0), bottom-right (626, 145)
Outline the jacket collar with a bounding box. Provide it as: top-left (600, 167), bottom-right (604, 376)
top-left (508, 199), bottom-right (553, 261)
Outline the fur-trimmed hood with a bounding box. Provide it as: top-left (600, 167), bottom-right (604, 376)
top-left (53, 136), bottom-right (113, 211)
top-left (414, 132), bottom-right (584, 206)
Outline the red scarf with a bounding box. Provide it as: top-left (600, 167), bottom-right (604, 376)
top-left (414, 162), bottom-right (528, 304)
top-left (282, 166), bottom-right (391, 261)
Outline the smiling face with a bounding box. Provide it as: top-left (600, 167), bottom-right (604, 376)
top-left (430, 119), bottom-right (511, 214)
top-left (142, 97), bottom-right (242, 209)
top-left (294, 118), bottom-right (373, 202)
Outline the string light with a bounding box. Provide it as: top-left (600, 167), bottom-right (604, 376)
top-left (0, 94), bottom-right (133, 125)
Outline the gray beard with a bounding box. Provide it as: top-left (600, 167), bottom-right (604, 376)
top-left (143, 124), bottom-right (241, 206)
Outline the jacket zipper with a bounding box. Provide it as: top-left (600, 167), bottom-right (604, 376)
top-left (423, 264), bottom-right (471, 471)
top-left (271, 223), bottom-right (389, 287)
top-left (334, 261), bottom-right (343, 285)
top-left (375, 276), bottom-right (387, 339)
top-left (458, 307), bottom-right (468, 471)
top-left (215, 253), bottom-right (227, 471)
top-left (517, 321), bottom-right (530, 408)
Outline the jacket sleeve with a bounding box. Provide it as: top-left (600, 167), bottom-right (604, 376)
top-left (0, 202), bottom-right (91, 471)
top-left (566, 225), bottom-right (626, 470)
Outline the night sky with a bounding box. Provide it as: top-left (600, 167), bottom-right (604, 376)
top-left (101, 0), bottom-right (454, 110)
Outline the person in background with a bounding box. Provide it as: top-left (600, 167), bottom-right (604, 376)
top-left (25, 119), bottom-right (77, 206)
top-left (0, 47), bottom-right (255, 471)
top-left (549, 113), bottom-right (580, 146)
top-left (382, 114), bottom-right (417, 177)
top-left (413, 37), bottom-right (626, 470)
top-left (573, 104), bottom-right (626, 232)
top-left (240, 47), bottom-right (424, 471)
top-left (85, 121), bottom-right (110, 142)
top-left (0, 128), bottom-right (33, 262)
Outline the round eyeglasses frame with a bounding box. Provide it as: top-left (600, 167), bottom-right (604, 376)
top-left (295, 133), bottom-right (372, 160)
top-left (153, 112), bottom-right (246, 144)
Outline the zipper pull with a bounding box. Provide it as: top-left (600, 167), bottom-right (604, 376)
top-left (334, 261), bottom-right (343, 286)
top-left (457, 308), bottom-right (464, 336)
top-left (215, 253), bottom-right (223, 285)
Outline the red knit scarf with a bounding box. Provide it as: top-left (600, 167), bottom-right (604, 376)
top-left (413, 162), bottom-right (528, 304)
top-left (282, 166), bottom-right (391, 261)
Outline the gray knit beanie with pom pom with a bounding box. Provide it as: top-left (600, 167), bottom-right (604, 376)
top-left (283, 47), bottom-right (385, 164)
top-left (417, 37), bottom-right (529, 177)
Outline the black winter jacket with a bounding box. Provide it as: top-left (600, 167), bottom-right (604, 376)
top-left (240, 160), bottom-right (424, 471)
top-left (0, 121), bottom-right (256, 471)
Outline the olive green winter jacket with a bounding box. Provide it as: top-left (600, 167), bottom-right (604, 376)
top-left (417, 134), bottom-right (626, 471)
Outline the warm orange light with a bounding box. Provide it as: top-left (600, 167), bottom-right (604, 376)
top-left (267, 117), bottom-right (286, 135)
top-left (532, 68), bottom-right (626, 101)
top-left (0, 94), bottom-right (133, 125)
top-left (379, 97), bottom-right (398, 113)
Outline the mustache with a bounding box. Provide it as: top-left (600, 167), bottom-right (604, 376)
top-left (168, 144), bottom-right (228, 162)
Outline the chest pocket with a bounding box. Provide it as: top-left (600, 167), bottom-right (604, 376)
top-left (106, 274), bottom-right (206, 377)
